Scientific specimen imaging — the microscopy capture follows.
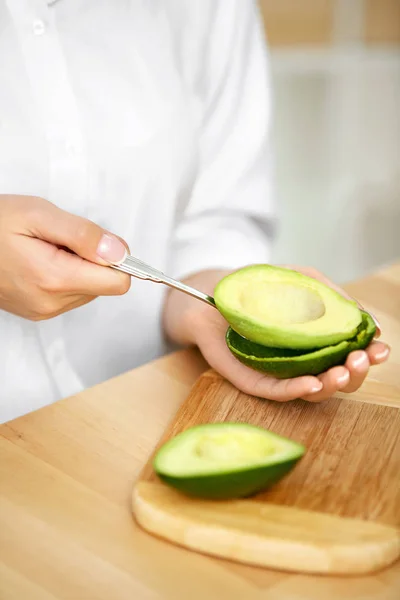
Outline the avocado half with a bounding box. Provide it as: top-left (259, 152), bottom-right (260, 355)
top-left (226, 311), bottom-right (376, 379)
top-left (153, 422), bottom-right (305, 499)
top-left (214, 265), bottom-right (362, 350)
top-left (214, 265), bottom-right (376, 378)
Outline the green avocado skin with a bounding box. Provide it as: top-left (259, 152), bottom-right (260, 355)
top-left (156, 458), bottom-right (301, 500)
top-left (226, 311), bottom-right (376, 379)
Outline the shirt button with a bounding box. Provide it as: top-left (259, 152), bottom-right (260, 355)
top-left (32, 19), bottom-right (46, 36)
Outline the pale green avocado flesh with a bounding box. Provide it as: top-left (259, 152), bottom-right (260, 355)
top-left (214, 265), bottom-right (362, 350)
top-left (153, 423), bottom-right (305, 499)
top-left (226, 311), bottom-right (376, 378)
top-left (214, 265), bottom-right (376, 378)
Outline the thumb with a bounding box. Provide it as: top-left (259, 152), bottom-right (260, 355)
top-left (29, 200), bottom-right (128, 265)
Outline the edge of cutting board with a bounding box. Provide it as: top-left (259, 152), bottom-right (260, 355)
top-left (131, 370), bottom-right (400, 575)
top-left (132, 481), bottom-right (400, 576)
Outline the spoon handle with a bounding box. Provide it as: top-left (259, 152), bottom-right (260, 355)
top-left (110, 254), bottom-right (216, 308)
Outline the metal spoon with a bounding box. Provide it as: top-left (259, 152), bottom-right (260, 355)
top-left (110, 254), bottom-right (216, 308)
top-left (110, 254), bottom-right (382, 337)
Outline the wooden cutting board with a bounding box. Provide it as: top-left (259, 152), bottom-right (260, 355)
top-left (132, 369), bottom-right (400, 576)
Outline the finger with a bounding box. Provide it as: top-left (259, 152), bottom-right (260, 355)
top-left (48, 294), bottom-right (97, 318)
top-left (114, 234), bottom-right (131, 253)
top-left (301, 365), bottom-right (350, 402)
top-left (340, 350), bottom-right (370, 393)
top-left (31, 293), bottom-right (97, 321)
top-left (252, 374), bottom-right (324, 402)
top-left (192, 309), bottom-right (326, 402)
top-left (27, 199), bottom-right (128, 266)
top-left (56, 247), bottom-right (131, 296)
top-left (365, 341), bottom-right (390, 364)
top-left (55, 235), bottom-right (130, 256)
top-left (62, 294), bottom-right (97, 312)
top-left (197, 328), bottom-right (324, 402)
top-left (32, 240), bottom-right (131, 297)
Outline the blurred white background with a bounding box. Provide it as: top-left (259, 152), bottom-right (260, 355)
top-left (259, 0), bottom-right (400, 283)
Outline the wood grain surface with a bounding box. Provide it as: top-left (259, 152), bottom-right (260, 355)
top-left (133, 370), bottom-right (400, 574)
top-left (1, 261), bottom-right (399, 599)
top-left (138, 371), bottom-right (400, 525)
top-left (133, 481), bottom-right (400, 575)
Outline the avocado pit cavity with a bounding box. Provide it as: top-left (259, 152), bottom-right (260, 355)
top-left (240, 282), bottom-right (326, 325)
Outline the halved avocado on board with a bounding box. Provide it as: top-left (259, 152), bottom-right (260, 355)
top-left (153, 423), bottom-right (305, 500)
top-left (226, 311), bottom-right (376, 379)
top-left (214, 265), bottom-right (362, 350)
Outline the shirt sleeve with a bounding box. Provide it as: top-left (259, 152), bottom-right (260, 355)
top-left (168, 0), bottom-right (277, 280)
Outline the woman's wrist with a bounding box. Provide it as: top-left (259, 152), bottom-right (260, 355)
top-left (162, 269), bottom-right (231, 346)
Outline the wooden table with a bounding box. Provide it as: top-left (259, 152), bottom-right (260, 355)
top-left (1, 262), bottom-right (399, 600)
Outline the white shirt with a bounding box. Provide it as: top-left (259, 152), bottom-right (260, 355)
top-left (0, 0), bottom-right (275, 423)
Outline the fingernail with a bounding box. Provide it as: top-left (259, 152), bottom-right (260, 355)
top-left (352, 354), bottom-right (368, 369)
top-left (310, 382), bottom-right (323, 393)
top-left (96, 234), bottom-right (127, 264)
top-left (337, 372), bottom-right (350, 385)
top-left (374, 347), bottom-right (390, 361)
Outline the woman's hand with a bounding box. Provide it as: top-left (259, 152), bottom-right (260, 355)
top-left (163, 267), bottom-right (390, 402)
top-left (0, 195), bottom-right (130, 320)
